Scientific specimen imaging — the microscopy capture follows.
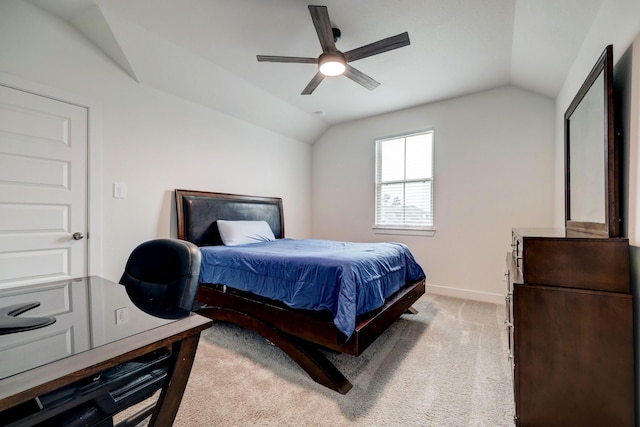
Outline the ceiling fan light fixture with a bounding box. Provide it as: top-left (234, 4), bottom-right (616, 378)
top-left (256, 6), bottom-right (410, 94)
top-left (318, 53), bottom-right (346, 76)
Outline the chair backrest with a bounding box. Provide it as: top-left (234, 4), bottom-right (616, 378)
top-left (119, 239), bottom-right (201, 319)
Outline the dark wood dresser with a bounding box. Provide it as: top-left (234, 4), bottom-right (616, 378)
top-left (505, 227), bottom-right (635, 427)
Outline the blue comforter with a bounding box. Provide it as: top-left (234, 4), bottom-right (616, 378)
top-left (199, 239), bottom-right (425, 338)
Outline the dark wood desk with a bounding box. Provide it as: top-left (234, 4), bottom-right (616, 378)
top-left (0, 277), bottom-right (212, 426)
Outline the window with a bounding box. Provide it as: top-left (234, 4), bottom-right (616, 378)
top-left (375, 130), bottom-right (434, 232)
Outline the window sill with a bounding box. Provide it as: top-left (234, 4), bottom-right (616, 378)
top-left (372, 226), bottom-right (436, 237)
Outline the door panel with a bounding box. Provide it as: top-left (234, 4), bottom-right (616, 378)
top-left (0, 85), bottom-right (88, 288)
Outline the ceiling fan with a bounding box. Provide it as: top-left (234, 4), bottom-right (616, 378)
top-left (257, 5), bottom-right (410, 95)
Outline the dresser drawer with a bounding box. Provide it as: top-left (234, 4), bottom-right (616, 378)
top-left (522, 238), bottom-right (629, 292)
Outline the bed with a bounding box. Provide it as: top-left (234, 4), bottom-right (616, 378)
top-left (175, 189), bottom-right (426, 394)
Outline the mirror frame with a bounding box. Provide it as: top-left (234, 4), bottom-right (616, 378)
top-left (564, 44), bottom-right (619, 237)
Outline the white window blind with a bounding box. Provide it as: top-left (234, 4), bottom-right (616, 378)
top-left (375, 131), bottom-right (434, 229)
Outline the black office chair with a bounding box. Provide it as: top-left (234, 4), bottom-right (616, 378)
top-left (119, 238), bottom-right (202, 319)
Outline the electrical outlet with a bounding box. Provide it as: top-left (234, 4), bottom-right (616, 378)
top-left (113, 182), bottom-right (127, 199)
top-left (115, 307), bottom-right (129, 324)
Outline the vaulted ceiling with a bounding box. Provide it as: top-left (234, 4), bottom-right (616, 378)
top-left (28, 0), bottom-right (604, 143)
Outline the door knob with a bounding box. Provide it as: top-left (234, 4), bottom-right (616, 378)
top-left (72, 232), bottom-right (84, 240)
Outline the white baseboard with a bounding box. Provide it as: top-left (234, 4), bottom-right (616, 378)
top-left (426, 284), bottom-right (505, 305)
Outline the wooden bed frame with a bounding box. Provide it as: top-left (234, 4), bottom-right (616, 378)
top-left (175, 189), bottom-right (426, 394)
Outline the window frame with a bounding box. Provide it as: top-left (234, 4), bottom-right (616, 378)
top-left (373, 129), bottom-right (435, 236)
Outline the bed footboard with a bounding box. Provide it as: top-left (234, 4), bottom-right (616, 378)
top-left (196, 304), bottom-right (353, 394)
top-left (194, 278), bottom-right (425, 393)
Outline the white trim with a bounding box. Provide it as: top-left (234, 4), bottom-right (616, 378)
top-left (375, 127), bottom-right (435, 143)
top-left (372, 226), bottom-right (436, 237)
top-left (426, 283), bottom-right (505, 305)
top-left (0, 71), bottom-right (103, 277)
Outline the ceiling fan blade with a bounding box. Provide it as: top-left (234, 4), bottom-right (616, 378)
top-left (257, 55), bottom-right (318, 64)
top-left (344, 65), bottom-right (380, 91)
top-left (308, 5), bottom-right (337, 53)
top-left (301, 72), bottom-right (325, 95)
top-left (344, 32), bottom-right (410, 62)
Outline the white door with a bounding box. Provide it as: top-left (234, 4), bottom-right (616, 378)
top-left (0, 85), bottom-right (88, 289)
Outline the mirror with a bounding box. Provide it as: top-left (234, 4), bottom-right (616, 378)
top-left (565, 45), bottom-right (619, 237)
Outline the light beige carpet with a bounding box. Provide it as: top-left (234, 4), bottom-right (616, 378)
top-left (171, 294), bottom-right (515, 426)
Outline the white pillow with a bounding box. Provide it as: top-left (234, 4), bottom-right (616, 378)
top-left (217, 220), bottom-right (276, 246)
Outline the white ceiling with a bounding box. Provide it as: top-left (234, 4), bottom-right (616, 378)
top-left (28, 0), bottom-right (604, 142)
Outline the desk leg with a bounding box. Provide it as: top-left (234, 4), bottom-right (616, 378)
top-left (149, 333), bottom-right (201, 427)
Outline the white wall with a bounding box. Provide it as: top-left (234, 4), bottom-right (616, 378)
top-left (0, 1), bottom-right (312, 283)
top-left (554, 0), bottom-right (640, 230)
top-left (311, 86), bottom-right (556, 302)
top-left (628, 34), bottom-right (640, 245)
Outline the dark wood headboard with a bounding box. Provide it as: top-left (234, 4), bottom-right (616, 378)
top-left (175, 189), bottom-right (284, 246)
